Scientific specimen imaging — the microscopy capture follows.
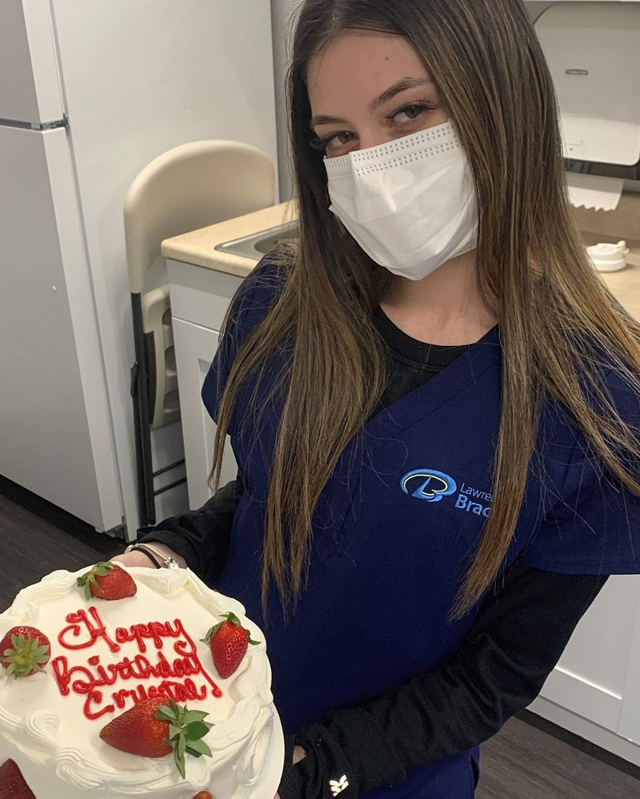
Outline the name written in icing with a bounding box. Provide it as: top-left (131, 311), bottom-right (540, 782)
top-left (51, 607), bottom-right (222, 721)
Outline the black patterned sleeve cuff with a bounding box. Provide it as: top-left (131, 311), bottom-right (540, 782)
top-left (278, 711), bottom-right (406, 799)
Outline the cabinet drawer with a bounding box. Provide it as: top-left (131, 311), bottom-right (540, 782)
top-left (168, 260), bottom-right (245, 331)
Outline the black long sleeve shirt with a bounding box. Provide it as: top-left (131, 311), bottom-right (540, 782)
top-left (139, 302), bottom-right (608, 798)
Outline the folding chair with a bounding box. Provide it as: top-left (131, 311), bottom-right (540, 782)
top-left (124, 141), bottom-right (275, 526)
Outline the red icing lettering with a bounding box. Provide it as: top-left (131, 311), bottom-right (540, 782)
top-left (58, 607), bottom-right (120, 654)
top-left (112, 689), bottom-right (128, 709)
top-left (84, 690), bottom-right (115, 720)
top-left (51, 612), bottom-right (223, 719)
top-left (114, 619), bottom-right (183, 653)
top-left (137, 684), bottom-right (148, 702)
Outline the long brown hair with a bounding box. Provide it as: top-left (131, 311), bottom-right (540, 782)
top-left (210, 0), bottom-right (640, 621)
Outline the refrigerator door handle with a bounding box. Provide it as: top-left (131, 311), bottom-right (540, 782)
top-left (0, 114), bottom-right (67, 131)
top-left (41, 114), bottom-right (69, 131)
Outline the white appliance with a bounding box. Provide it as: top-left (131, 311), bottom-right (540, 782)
top-left (535, 1), bottom-right (640, 165)
top-left (0, 0), bottom-right (278, 538)
top-left (535, 2), bottom-right (640, 207)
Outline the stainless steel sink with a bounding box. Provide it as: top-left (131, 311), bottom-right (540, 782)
top-left (215, 221), bottom-right (299, 261)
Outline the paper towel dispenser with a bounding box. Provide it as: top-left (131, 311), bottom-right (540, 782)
top-left (535, 2), bottom-right (640, 176)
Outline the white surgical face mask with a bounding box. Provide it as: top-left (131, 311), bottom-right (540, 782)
top-left (324, 120), bottom-right (478, 281)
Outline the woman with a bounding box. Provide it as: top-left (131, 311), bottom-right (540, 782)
top-left (117, 1), bottom-right (640, 797)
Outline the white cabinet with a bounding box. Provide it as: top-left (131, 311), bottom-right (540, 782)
top-left (532, 576), bottom-right (640, 760)
top-left (619, 594), bottom-right (640, 745)
top-left (168, 260), bottom-right (243, 510)
top-left (530, 578), bottom-right (640, 766)
top-left (171, 318), bottom-right (238, 510)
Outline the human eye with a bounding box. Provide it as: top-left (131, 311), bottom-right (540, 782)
top-left (387, 101), bottom-right (435, 126)
top-left (309, 130), bottom-right (357, 157)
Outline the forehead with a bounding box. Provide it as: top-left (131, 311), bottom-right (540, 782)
top-left (307, 31), bottom-right (433, 109)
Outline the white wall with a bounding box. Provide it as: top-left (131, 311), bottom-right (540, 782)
top-left (526, 2), bottom-right (557, 21)
top-left (271, 0), bottom-right (300, 199)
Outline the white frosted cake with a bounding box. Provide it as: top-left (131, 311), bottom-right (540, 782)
top-left (0, 565), bottom-right (283, 799)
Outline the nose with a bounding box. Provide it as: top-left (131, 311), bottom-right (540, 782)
top-left (356, 128), bottom-right (395, 152)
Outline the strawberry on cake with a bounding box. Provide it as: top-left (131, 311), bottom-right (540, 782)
top-left (0, 565), bottom-right (283, 799)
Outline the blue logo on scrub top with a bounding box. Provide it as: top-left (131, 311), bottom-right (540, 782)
top-left (401, 470), bottom-right (458, 503)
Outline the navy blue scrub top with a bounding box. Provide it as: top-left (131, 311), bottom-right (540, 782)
top-left (201, 261), bottom-right (640, 799)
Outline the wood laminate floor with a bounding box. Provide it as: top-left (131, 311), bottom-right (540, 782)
top-left (1, 476), bottom-right (639, 798)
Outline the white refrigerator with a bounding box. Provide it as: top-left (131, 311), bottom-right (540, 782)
top-left (0, 0), bottom-right (279, 538)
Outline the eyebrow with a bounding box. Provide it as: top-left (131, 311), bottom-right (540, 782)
top-left (370, 76), bottom-right (434, 110)
top-left (310, 76), bottom-right (434, 128)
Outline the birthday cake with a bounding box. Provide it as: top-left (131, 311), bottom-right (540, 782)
top-left (0, 564), bottom-right (283, 799)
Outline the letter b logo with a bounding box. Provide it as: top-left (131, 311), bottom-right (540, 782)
top-left (401, 470), bottom-right (457, 503)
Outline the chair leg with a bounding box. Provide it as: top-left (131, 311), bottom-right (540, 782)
top-left (130, 293), bottom-right (156, 528)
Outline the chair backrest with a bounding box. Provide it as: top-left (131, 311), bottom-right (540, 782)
top-left (124, 140), bottom-right (276, 294)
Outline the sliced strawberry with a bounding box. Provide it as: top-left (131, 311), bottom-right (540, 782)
top-left (192, 793), bottom-right (213, 799)
top-left (0, 626), bottom-right (50, 678)
top-left (100, 698), bottom-right (213, 778)
top-left (201, 612), bottom-right (259, 679)
top-left (0, 759), bottom-right (36, 799)
top-left (77, 562), bottom-right (137, 601)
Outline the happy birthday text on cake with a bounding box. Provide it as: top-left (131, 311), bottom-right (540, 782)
top-left (50, 607), bottom-right (222, 720)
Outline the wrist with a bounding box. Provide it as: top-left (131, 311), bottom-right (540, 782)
top-left (146, 542), bottom-right (187, 569)
top-left (292, 745), bottom-right (307, 765)
top-left (125, 542), bottom-right (186, 569)
top-left (111, 551), bottom-right (158, 569)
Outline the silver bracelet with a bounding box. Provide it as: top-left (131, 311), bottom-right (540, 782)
top-left (125, 543), bottom-right (181, 570)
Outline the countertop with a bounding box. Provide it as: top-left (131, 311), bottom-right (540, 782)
top-left (161, 205), bottom-right (640, 320)
top-left (162, 201), bottom-right (296, 279)
top-left (598, 251), bottom-right (640, 321)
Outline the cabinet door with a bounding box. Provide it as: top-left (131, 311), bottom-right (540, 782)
top-left (537, 576), bottom-right (640, 733)
top-left (171, 317), bottom-right (238, 510)
top-left (616, 585), bottom-right (640, 745)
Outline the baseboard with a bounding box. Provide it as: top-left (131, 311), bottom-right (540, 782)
top-left (524, 698), bottom-right (640, 776)
top-left (0, 474), bottom-right (124, 557)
